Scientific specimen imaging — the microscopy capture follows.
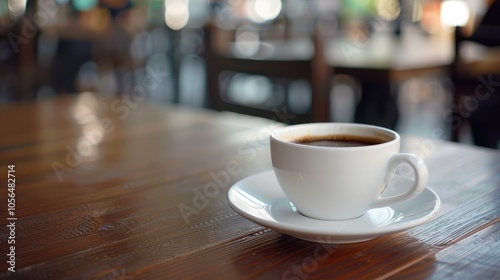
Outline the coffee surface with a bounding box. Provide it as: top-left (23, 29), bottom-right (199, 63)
top-left (293, 134), bottom-right (386, 147)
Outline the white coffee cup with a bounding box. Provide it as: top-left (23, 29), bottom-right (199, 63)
top-left (270, 123), bottom-right (429, 221)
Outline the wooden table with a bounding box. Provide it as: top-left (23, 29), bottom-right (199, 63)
top-left (1, 94), bottom-right (499, 279)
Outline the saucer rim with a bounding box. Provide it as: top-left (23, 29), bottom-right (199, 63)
top-left (227, 170), bottom-right (441, 241)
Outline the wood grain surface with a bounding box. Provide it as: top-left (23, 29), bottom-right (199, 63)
top-left (0, 93), bottom-right (499, 279)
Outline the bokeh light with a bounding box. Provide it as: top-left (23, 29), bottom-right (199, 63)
top-left (441, 0), bottom-right (470, 27)
top-left (73, 0), bottom-right (99, 11)
top-left (245, 0), bottom-right (282, 23)
top-left (234, 29), bottom-right (260, 57)
top-left (376, 0), bottom-right (400, 21)
top-left (164, 0), bottom-right (189, 30)
top-left (7, 0), bottom-right (27, 17)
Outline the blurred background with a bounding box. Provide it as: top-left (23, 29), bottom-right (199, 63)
top-left (1, 0), bottom-right (499, 148)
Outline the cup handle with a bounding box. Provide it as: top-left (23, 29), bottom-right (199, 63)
top-left (372, 153), bottom-right (429, 208)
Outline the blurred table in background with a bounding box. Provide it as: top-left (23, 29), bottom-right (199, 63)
top-left (326, 34), bottom-right (453, 81)
top-left (325, 33), bottom-right (454, 128)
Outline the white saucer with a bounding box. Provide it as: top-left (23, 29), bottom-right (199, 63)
top-left (227, 171), bottom-right (441, 244)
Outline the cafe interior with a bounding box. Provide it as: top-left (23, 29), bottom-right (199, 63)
top-left (2, 1), bottom-right (500, 279)
top-left (1, 0), bottom-right (499, 149)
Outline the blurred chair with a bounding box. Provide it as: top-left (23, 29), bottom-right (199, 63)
top-left (203, 23), bottom-right (332, 123)
top-left (450, 1), bottom-right (500, 148)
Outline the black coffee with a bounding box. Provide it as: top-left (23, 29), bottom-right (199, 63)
top-left (293, 134), bottom-right (387, 147)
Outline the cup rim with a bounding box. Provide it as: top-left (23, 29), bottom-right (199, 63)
top-left (270, 122), bottom-right (399, 150)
